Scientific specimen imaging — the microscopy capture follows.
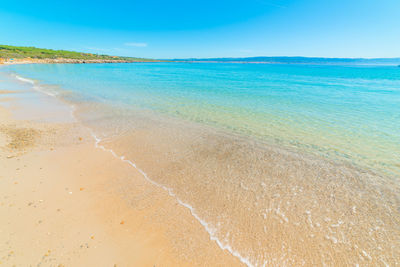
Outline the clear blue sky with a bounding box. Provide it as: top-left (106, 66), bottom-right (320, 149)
top-left (1, 0), bottom-right (399, 59)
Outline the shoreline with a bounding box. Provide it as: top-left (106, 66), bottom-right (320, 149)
top-left (2, 65), bottom-right (399, 266)
top-left (0, 72), bottom-right (243, 266)
top-left (5, 61), bottom-right (256, 267)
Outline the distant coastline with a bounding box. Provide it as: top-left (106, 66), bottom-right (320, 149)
top-left (2, 44), bottom-right (400, 66)
top-left (173, 56), bottom-right (400, 65)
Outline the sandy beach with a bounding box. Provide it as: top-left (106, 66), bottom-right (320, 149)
top-left (1, 63), bottom-right (399, 266)
top-left (0, 77), bottom-right (243, 266)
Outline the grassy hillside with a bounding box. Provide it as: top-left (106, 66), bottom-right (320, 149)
top-left (0, 44), bottom-right (157, 62)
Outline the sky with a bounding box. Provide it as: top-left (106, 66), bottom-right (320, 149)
top-left (0, 0), bottom-right (399, 59)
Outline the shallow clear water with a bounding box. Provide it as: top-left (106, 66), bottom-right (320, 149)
top-left (4, 63), bottom-right (400, 175)
top-left (2, 63), bottom-right (400, 266)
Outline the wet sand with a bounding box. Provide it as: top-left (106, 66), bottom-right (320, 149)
top-left (85, 107), bottom-right (400, 266)
top-left (0, 80), bottom-right (243, 266)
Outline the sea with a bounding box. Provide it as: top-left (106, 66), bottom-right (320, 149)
top-left (1, 62), bottom-right (399, 266)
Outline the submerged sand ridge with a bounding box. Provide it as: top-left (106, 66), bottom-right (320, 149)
top-left (78, 103), bottom-right (400, 266)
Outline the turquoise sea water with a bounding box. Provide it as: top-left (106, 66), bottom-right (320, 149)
top-left (2, 63), bottom-right (400, 265)
top-left (4, 63), bottom-right (400, 176)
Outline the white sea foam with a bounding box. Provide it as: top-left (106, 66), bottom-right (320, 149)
top-left (15, 74), bottom-right (35, 84)
top-left (14, 74), bottom-right (56, 96)
top-left (91, 132), bottom-right (257, 267)
top-left (13, 74), bottom-right (76, 122)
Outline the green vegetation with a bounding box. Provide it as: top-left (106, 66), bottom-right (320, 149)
top-left (0, 44), bottom-right (158, 62)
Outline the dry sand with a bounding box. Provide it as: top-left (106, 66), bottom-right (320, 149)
top-left (0, 86), bottom-right (242, 266)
